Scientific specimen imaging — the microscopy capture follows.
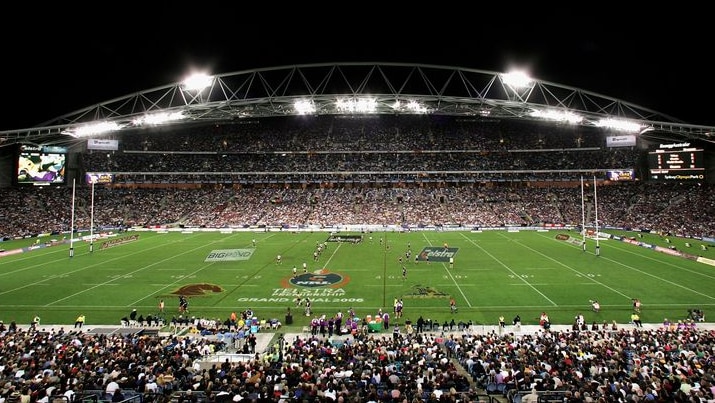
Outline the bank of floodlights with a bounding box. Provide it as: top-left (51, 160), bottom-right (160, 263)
top-left (595, 118), bottom-right (643, 133)
top-left (294, 100), bottom-right (317, 115)
top-left (65, 121), bottom-right (122, 138)
top-left (133, 111), bottom-right (186, 126)
top-left (531, 109), bottom-right (583, 124)
top-left (335, 98), bottom-right (378, 113)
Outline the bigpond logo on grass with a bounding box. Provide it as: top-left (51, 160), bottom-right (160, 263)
top-left (415, 247), bottom-right (459, 262)
top-left (205, 249), bottom-right (255, 262)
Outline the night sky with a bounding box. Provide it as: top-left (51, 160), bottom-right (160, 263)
top-left (3, 11), bottom-right (711, 130)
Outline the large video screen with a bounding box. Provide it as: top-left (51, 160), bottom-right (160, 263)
top-left (648, 146), bottom-right (705, 182)
top-left (16, 145), bottom-right (67, 185)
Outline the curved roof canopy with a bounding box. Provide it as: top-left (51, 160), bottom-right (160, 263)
top-left (2, 62), bottom-right (714, 146)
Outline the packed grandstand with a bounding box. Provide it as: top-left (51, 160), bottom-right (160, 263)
top-left (1, 64), bottom-right (714, 403)
top-left (0, 115), bottom-right (713, 241)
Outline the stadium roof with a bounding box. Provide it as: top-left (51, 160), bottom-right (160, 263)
top-left (2, 62), bottom-right (714, 147)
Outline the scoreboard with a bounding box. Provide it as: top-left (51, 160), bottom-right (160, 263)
top-left (648, 147), bottom-right (705, 181)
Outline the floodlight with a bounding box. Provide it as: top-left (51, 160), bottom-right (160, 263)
top-left (182, 72), bottom-right (213, 92)
top-left (501, 70), bottom-right (533, 88)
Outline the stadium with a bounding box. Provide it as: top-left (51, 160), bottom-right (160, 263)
top-left (0, 63), bottom-right (714, 403)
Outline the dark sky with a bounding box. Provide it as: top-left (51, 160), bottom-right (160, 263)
top-left (2, 13), bottom-right (712, 130)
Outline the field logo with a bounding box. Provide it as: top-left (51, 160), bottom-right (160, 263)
top-left (405, 284), bottom-right (449, 299)
top-left (288, 271), bottom-right (350, 288)
top-left (415, 247), bottom-right (458, 262)
top-left (171, 283), bottom-right (223, 296)
top-left (326, 234), bottom-right (363, 243)
top-left (205, 249), bottom-right (255, 262)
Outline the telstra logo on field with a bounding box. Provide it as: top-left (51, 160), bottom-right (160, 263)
top-left (415, 247), bottom-right (459, 262)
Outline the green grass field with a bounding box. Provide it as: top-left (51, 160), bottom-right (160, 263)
top-left (1, 228), bottom-right (713, 331)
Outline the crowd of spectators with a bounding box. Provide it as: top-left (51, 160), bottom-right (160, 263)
top-left (457, 323), bottom-right (715, 403)
top-left (80, 115), bottom-right (638, 184)
top-left (2, 116), bottom-right (714, 402)
top-left (3, 115), bottom-right (714, 239)
top-left (0, 180), bottom-right (713, 242)
top-left (110, 116), bottom-right (608, 153)
top-left (1, 314), bottom-right (714, 403)
top-left (2, 115), bottom-right (713, 240)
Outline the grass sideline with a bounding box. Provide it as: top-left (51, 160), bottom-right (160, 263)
top-left (0, 228), bottom-right (713, 332)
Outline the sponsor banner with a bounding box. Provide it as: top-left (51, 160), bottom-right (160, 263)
top-left (607, 169), bottom-right (635, 181)
top-left (0, 248), bottom-right (23, 258)
top-left (20, 144), bottom-right (42, 152)
top-left (86, 172), bottom-right (115, 184)
top-left (205, 249), bottom-right (255, 262)
top-left (100, 234), bottom-right (139, 250)
top-left (555, 233), bottom-right (585, 246)
top-left (606, 135), bottom-right (636, 147)
top-left (87, 139), bottom-right (119, 151)
top-left (697, 257), bottom-right (715, 267)
top-left (653, 245), bottom-right (686, 257)
top-left (42, 145), bottom-right (68, 153)
top-left (415, 247), bottom-right (458, 262)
